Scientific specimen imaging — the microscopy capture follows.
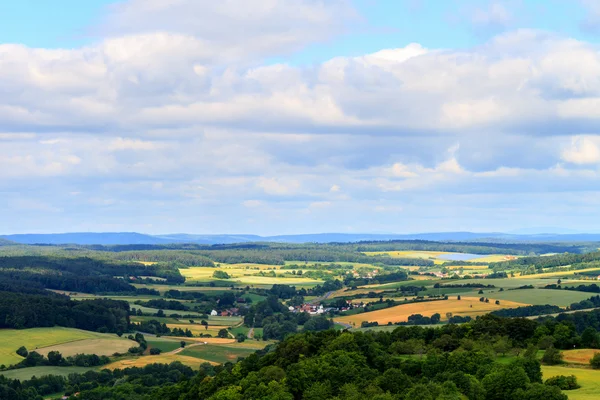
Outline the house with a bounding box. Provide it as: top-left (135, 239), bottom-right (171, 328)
top-left (221, 310), bottom-right (231, 317)
top-left (210, 310), bottom-right (218, 316)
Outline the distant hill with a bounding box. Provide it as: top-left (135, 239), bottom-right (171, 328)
top-left (0, 238), bottom-right (16, 246)
top-left (0, 232), bottom-right (178, 246)
top-left (3, 231), bottom-right (600, 246)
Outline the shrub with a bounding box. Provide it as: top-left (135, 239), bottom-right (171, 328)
top-left (590, 353), bottom-right (600, 369)
top-left (15, 346), bottom-right (28, 358)
top-left (149, 348), bottom-right (162, 355)
top-left (545, 375), bottom-right (580, 390)
top-left (542, 346), bottom-right (563, 365)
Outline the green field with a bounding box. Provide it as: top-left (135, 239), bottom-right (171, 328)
top-left (475, 288), bottom-right (594, 306)
top-left (543, 365), bottom-right (600, 400)
top-left (0, 328), bottom-right (117, 366)
top-left (0, 366), bottom-right (95, 380)
top-left (146, 338), bottom-right (185, 353)
top-left (180, 344), bottom-right (260, 364)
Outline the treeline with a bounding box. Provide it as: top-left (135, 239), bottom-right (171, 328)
top-left (0, 255), bottom-right (184, 294)
top-left (491, 251), bottom-right (600, 272)
top-left (544, 283), bottom-right (600, 293)
top-left (0, 291), bottom-right (129, 332)
top-left (352, 239), bottom-right (583, 255)
top-left (5, 348), bottom-right (111, 370)
top-left (0, 361), bottom-right (196, 399)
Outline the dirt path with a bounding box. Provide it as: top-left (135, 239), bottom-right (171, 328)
top-left (247, 328), bottom-right (255, 339)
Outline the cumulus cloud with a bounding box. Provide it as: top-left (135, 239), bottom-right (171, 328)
top-left (561, 136), bottom-right (600, 164)
top-left (3, 1), bottom-right (600, 233)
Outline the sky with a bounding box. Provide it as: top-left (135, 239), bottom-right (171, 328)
top-left (3, 0), bottom-right (600, 235)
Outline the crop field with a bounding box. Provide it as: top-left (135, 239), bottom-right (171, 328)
top-left (105, 354), bottom-right (210, 370)
top-left (542, 365), bottom-right (600, 400)
top-left (166, 323), bottom-right (232, 336)
top-left (0, 366), bottom-right (95, 381)
top-left (36, 338), bottom-right (135, 358)
top-left (334, 297), bottom-right (528, 326)
top-left (516, 268), bottom-right (600, 279)
top-left (561, 349), bottom-right (600, 364)
top-left (0, 327), bottom-right (117, 366)
top-left (180, 267), bottom-right (322, 286)
top-left (180, 343), bottom-right (267, 364)
top-left (169, 336), bottom-right (236, 344)
top-left (131, 284), bottom-right (231, 294)
top-left (475, 288), bottom-right (594, 307)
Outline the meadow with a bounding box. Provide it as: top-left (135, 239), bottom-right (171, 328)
top-left (542, 365), bottom-right (600, 400)
top-left (334, 297), bottom-right (528, 326)
top-left (35, 338), bottom-right (134, 358)
top-left (0, 328), bottom-right (121, 366)
top-left (179, 344), bottom-right (258, 364)
top-left (0, 366), bottom-right (95, 381)
top-left (180, 266), bottom-right (323, 286)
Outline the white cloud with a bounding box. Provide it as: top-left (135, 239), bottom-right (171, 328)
top-left (561, 136), bottom-right (600, 164)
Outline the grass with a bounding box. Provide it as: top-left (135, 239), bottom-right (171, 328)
top-left (475, 288), bottom-right (594, 307)
top-left (334, 297), bottom-right (528, 326)
top-left (36, 338), bottom-right (135, 358)
top-left (0, 366), bottom-right (95, 381)
top-left (180, 344), bottom-right (259, 364)
top-left (542, 365), bottom-right (600, 400)
top-left (0, 327), bottom-right (117, 366)
top-left (516, 268), bottom-right (600, 279)
top-left (146, 338), bottom-right (185, 353)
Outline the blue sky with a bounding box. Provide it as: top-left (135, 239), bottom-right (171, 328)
top-left (2, 0), bottom-right (600, 235)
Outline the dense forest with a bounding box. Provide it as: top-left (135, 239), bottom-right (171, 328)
top-left (0, 291), bottom-right (129, 332)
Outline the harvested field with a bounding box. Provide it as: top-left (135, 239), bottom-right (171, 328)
top-left (334, 297), bottom-right (528, 326)
top-left (36, 338), bottom-right (135, 358)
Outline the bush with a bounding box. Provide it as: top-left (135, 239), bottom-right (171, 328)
top-left (15, 346), bottom-right (28, 358)
top-left (545, 375), bottom-right (580, 390)
top-left (542, 346), bottom-right (563, 365)
top-left (590, 353), bottom-right (600, 369)
top-left (149, 348), bottom-right (162, 355)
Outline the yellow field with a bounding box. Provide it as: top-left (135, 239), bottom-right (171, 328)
top-left (169, 336), bottom-right (236, 344)
top-left (330, 288), bottom-right (385, 298)
top-left (543, 365), bottom-right (600, 399)
top-left (469, 255), bottom-right (516, 263)
top-left (104, 354), bottom-right (214, 369)
top-left (180, 267), bottom-right (321, 285)
top-left (334, 297), bottom-right (528, 326)
top-left (516, 267), bottom-right (600, 279)
top-left (36, 338), bottom-right (135, 358)
top-left (562, 349), bottom-right (600, 364)
top-left (166, 324), bottom-right (231, 337)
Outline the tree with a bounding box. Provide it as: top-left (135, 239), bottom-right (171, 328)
top-left (15, 346), bottom-right (28, 358)
top-left (201, 319), bottom-right (208, 330)
top-left (457, 295), bottom-right (461, 300)
top-left (180, 341), bottom-right (186, 348)
top-left (236, 333), bottom-right (246, 343)
top-left (150, 348), bottom-right (162, 355)
top-left (581, 327), bottom-right (600, 348)
top-left (514, 383), bottom-right (567, 400)
top-left (590, 353), bottom-right (600, 369)
top-left (212, 270), bottom-right (231, 279)
top-left (47, 351), bottom-right (63, 366)
top-left (218, 329), bottom-right (229, 338)
top-left (156, 309), bottom-right (165, 317)
top-left (542, 346), bottom-right (563, 365)
top-left (493, 337), bottom-right (511, 356)
top-left (481, 365), bottom-right (529, 400)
